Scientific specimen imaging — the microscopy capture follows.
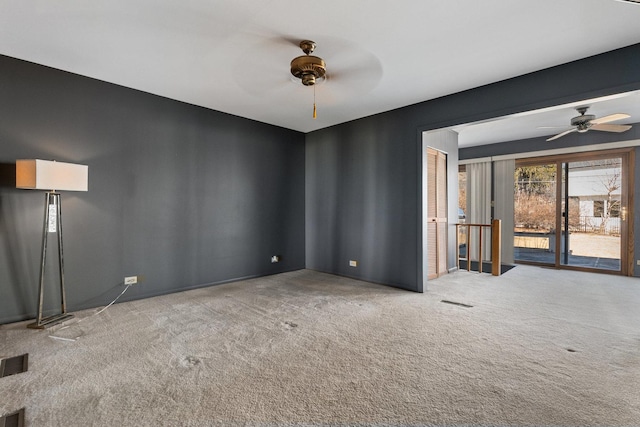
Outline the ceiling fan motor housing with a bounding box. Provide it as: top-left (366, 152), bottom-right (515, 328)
top-left (291, 40), bottom-right (326, 86)
top-left (291, 55), bottom-right (326, 86)
top-left (571, 113), bottom-right (595, 132)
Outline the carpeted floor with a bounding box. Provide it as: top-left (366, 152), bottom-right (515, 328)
top-left (1, 266), bottom-right (639, 426)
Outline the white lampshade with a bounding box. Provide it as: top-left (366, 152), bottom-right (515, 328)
top-left (16, 159), bottom-right (88, 192)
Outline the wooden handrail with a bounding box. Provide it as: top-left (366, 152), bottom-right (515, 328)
top-left (456, 219), bottom-right (502, 276)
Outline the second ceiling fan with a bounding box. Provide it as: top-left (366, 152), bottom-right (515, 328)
top-left (546, 106), bottom-right (632, 141)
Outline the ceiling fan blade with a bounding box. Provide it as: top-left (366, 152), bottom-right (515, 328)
top-left (591, 123), bottom-right (633, 133)
top-left (310, 37), bottom-right (383, 102)
top-left (590, 113), bottom-right (630, 125)
top-left (547, 128), bottom-right (577, 141)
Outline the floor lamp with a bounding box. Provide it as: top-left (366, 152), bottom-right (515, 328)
top-left (16, 159), bottom-right (88, 329)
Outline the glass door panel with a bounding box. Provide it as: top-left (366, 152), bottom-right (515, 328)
top-left (561, 158), bottom-right (622, 271)
top-left (514, 164), bottom-right (557, 264)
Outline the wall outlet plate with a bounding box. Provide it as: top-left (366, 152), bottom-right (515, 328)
top-left (124, 276), bottom-right (138, 285)
top-left (271, 255), bottom-right (280, 263)
top-left (349, 260), bottom-right (357, 267)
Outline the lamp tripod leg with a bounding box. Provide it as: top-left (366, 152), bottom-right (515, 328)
top-left (56, 193), bottom-right (67, 314)
top-left (27, 192), bottom-right (74, 329)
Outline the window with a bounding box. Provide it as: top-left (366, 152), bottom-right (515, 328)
top-left (458, 165), bottom-right (466, 222)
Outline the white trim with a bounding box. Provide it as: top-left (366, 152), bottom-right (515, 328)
top-left (489, 139), bottom-right (640, 162)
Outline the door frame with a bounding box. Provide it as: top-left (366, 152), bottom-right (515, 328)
top-left (419, 130), bottom-right (459, 292)
top-left (515, 148), bottom-right (634, 275)
top-left (426, 147), bottom-right (448, 280)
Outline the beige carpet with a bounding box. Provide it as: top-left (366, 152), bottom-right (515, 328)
top-left (1, 267), bottom-right (639, 426)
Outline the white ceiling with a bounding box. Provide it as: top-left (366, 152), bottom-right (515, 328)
top-left (2, 0), bottom-right (640, 143)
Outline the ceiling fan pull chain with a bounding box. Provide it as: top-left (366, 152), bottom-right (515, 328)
top-left (289, 40), bottom-right (324, 120)
top-left (313, 84), bottom-right (317, 119)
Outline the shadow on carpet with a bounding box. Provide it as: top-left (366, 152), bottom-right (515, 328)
top-left (458, 260), bottom-right (516, 275)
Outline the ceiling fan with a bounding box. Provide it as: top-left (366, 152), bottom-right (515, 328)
top-left (290, 40), bottom-right (326, 87)
top-left (545, 106), bottom-right (632, 141)
top-left (232, 35), bottom-right (382, 122)
top-left (290, 40), bottom-right (326, 118)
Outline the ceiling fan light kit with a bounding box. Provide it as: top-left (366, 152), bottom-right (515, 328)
top-left (546, 106), bottom-right (632, 141)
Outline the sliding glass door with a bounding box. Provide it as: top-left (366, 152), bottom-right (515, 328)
top-left (514, 150), bottom-right (631, 274)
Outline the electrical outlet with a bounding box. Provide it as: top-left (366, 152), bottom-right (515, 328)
top-left (124, 276), bottom-right (138, 285)
top-left (637, 260), bottom-right (640, 266)
top-left (271, 255), bottom-right (280, 263)
top-left (349, 260), bottom-right (357, 267)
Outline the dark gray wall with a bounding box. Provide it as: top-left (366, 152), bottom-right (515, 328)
top-left (306, 43), bottom-right (640, 291)
top-left (0, 55), bottom-right (305, 324)
top-left (306, 116), bottom-right (416, 288)
top-left (635, 146), bottom-right (640, 277)
top-left (460, 122), bottom-right (640, 276)
top-left (3, 43), bottom-right (640, 323)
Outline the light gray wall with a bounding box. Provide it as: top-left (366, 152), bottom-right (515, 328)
top-left (306, 43), bottom-right (640, 291)
top-left (0, 55), bottom-right (306, 324)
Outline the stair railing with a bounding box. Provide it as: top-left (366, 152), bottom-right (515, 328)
top-left (456, 219), bottom-right (502, 276)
